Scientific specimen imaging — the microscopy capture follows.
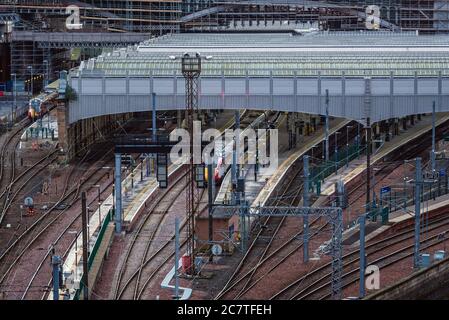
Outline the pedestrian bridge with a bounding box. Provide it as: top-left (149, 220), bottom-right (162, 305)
top-left (67, 31), bottom-right (449, 125)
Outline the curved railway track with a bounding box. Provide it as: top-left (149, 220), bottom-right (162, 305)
top-left (0, 116), bottom-right (150, 299)
top-left (215, 118), bottom-right (443, 300)
top-left (0, 146), bottom-right (114, 298)
top-left (270, 210), bottom-right (449, 300)
top-left (20, 156), bottom-right (117, 300)
top-left (267, 123), bottom-right (449, 300)
top-left (115, 170), bottom-right (190, 299)
top-left (113, 111), bottom-right (268, 300)
top-left (214, 113), bottom-right (314, 300)
top-left (0, 119), bottom-right (30, 188)
top-left (116, 187), bottom-right (207, 300)
top-left (345, 119), bottom-right (449, 212)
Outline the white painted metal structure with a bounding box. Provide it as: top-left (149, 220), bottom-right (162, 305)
top-left (68, 31), bottom-right (449, 124)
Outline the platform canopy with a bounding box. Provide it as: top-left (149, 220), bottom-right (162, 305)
top-left (68, 31), bottom-right (449, 124)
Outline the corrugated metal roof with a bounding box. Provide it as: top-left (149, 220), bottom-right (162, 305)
top-left (70, 31), bottom-right (449, 77)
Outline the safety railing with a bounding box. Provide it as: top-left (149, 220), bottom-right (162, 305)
top-left (73, 209), bottom-right (113, 300)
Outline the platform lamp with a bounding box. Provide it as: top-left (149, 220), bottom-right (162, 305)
top-left (170, 53), bottom-right (212, 275)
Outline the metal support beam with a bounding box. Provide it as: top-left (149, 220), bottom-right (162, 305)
top-left (81, 191), bottom-right (89, 300)
top-left (152, 93), bottom-right (157, 142)
top-left (52, 255), bottom-right (62, 300)
top-left (114, 153), bottom-right (122, 234)
top-left (431, 101), bottom-right (436, 174)
top-left (303, 155), bottom-right (310, 263)
top-left (182, 53), bottom-right (202, 275)
top-left (414, 157), bottom-right (422, 268)
top-left (211, 205), bottom-right (343, 299)
top-left (325, 89), bottom-right (330, 162)
top-left (366, 117), bottom-right (372, 214)
top-left (232, 110), bottom-right (239, 204)
top-left (359, 214), bottom-right (366, 298)
top-left (208, 163), bottom-right (214, 261)
top-left (174, 217), bottom-right (180, 300)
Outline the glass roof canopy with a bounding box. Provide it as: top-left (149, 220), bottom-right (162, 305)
top-left (71, 31), bottom-right (449, 78)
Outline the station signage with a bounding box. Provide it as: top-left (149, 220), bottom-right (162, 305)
top-left (380, 186), bottom-right (391, 195)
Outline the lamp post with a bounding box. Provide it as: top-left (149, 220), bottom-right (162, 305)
top-left (170, 53), bottom-right (212, 274)
top-left (346, 125), bottom-right (353, 168)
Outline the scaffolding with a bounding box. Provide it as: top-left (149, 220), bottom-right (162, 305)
top-left (1, 1), bottom-right (449, 33)
top-left (0, 0), bottom-right (182, 32)
top-left (2, 1), bottom-right (449, 83)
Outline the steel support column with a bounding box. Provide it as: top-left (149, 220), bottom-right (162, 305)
top-left (359, 214), bottom-right (366, 298)
top-left (52, 255), bottom-right (62, 300)
top-left (414, 157), bottom-right (422, 268)
top-left (303, 155), bottom-right (310, 263)
top-left (431, 101), bottom-right (436, 174)
top-left (114, 153), bottom-right (122, 234)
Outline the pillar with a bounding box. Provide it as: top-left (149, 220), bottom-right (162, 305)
top-left (114, 153), bottom-right (122, 234)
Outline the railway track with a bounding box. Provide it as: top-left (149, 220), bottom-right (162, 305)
top-left (0, 146), bottom-right (115, 299)
top-left (345, 119), bottom-right (449, 212)
top-left (0, 119), bottom-right (30, 189)
top-left (115, 170), bottom-right (208, 300)
top-left (270, 208), bottom-right (449, 300)
top-left (21, 154), bottom-right (118, 300)
top-left (113, 110), bottom-right (264, 300)
top-left (115, 170), bottom-right (189, 299)
top-left (214, 117), bottom-right (444, 300)
top-left (0, 115), bottom-right (148, 299)
top-left (0, 149), bottom-right (59, 226)
top-left (214, 113), bottom-right (319, 300)
top-left (266, 122), bottom-right (449, 300)
top-left (0, 115), bottom-right (67, 226)
top-left (212, 120), bottom-right (360, 299)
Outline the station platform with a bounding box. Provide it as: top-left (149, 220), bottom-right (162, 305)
top-left (215, 113), bottom-right (287, 205)
top-left (54, 192), bottom-right (115, 299)
top-left (122, 161), bottom-right (182, 226)
top-left (320, 113), bottom-right (449, 197)
top-left (313, 113), bottom-right (449, 247)
top-left (121, 110), bottom-right (237, 227)
top-left (250, 118), bottom-right (351, 208)
top-left (56, 110), bottom-right (236, 299)
top-left (19, 111), bottom-right (58, 150)
top-left (349, 192), bottom-right (449, 247)
top-left (389, 192), bottom-right (449, 224)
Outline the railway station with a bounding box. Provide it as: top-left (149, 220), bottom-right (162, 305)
top-left (1, 0), bottom-right (449, 305)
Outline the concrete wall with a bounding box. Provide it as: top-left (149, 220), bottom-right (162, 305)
top-left (366, 256), bottom-right (449, 300)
